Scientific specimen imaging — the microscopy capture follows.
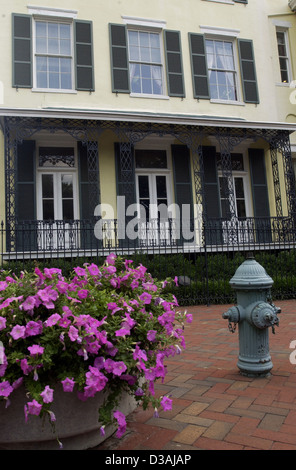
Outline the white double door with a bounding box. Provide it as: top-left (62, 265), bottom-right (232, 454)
top-left (136, 172), bottom-right (173, 245)
top-left (37, 171), bottom-right (79, 249)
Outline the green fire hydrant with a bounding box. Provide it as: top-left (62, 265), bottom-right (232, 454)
top-left (222, 253), bottom-right (281, 377)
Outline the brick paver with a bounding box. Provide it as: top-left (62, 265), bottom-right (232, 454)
top-left (96, 299), bottom-right (296, 451)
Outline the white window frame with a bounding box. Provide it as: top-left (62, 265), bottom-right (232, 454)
top-left (30, 8), bottom-right (77, 93)
top-left (276, 27), bottom-right (292, 85)
top-left (36, 140), bottom-right (79, 221)
top-left (200, 26), bottom-right (244, 105)
top-left (122, 16), bottom-right (169, 99)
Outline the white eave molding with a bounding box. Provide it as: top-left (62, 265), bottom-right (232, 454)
top-left (289, 0), bottom-right (296, 12)
top-left (0, 107), bottom-right (296, 133)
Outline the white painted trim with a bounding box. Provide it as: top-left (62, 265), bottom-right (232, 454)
top-left (1, 107), bottom-right (296, 132)
top-left (202, 0), bottom-right (234, 4)
top-left (199, 25), bottom-right (240, 38)
top-left (121, 15), bottom-right (166, 30)
top-left (27, 6), bottom-right (78, 19)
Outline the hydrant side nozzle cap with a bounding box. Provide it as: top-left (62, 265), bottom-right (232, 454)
top-left (229, 258), bottom-right (273, 289)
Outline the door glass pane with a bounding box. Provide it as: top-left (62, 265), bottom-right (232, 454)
top-left (138, 175), bottom-right (150, 219)
top-left (63, 200), bottom-right (74, 220)
top-left (42, 174), bottom-right (53, 198)
top-left (138, 175), bottom-right (149, 198)
top-left (62, 174), bottom-right (73, 198)
top-left (235, 177), bottom-right (246, 218)
top-left (42, 174), bottom-right (54, 220)
top-left (61, 175), bottom-right (74, 220)
top-left (43, 200), bottom-right (54, 220)
top-left (156, 175), bottom-right (167, 199)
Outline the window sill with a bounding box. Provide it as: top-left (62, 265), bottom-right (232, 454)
top-left (32, 88), bottom-right (77, 94)
top-left (210, 99), bottom-right (245, 106)
top-left (130, 93), bottom-right (170, 100)
top-left (275, 82), bottom-right (290, 87)
top-left (202, 0), bottom-right (234, 4)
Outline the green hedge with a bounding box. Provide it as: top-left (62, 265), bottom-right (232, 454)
top-left (2, 250), bottom-right (296, 305)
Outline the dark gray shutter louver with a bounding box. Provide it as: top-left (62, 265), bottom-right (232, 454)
top-left (238, 39), bottom-right (259, 104)
top-left (189, 33), bottom-right (210, 99)
top-left (171, 145), bottom-right (193, 243)
top-left (109, 24), bottom-right (130, 93)
top-left (115, 142), bottom-right (136, 247)
top-left (78, 141), bottom-right (101, 248)
top-left (16, 140), bottom-right (36, 251)
top-left (249, 148), bottom-right (271, 242)
top-left (164, 31), bottom-right (185, 97)
top-left (202, 146), bottom-right (222, 245)
top-left (12, 14), bottom-right (32, 88)
top-left (75, 20), bottom-right (94, 91)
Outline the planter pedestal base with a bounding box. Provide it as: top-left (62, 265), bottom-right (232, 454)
top-left (0, 385), bottom-right (137, 450)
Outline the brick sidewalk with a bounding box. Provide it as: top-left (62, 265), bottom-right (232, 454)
top-left (96, 299), bottom-right (296, 451)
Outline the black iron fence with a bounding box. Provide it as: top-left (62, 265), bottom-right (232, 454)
top-left (1, 217), bottom-right (296, 305)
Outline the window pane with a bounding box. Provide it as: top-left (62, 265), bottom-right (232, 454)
top-left (60, 39), bottom-right (71, 55)
top-left (36, 37), bottom-right (47, 54)
top-left (63, 200), bottom-right (74, 220)
top-left (60, 24), bottom-right (70, 39)
top-left (48, 38), bottom-right (59, 54)
top-left (43, 200), bottom-right (54, 220)
top-left (62, 174), bottom-right (73, 198)
top-left (156, 176), bottom-right (167, 199)
top-left (138, 175), bottom-right (149, 198)
top-left (42, 174), bottom-right (53, 198)
top-left (48, 23), bottom-right (59, 38)
top-left (49, 73), bottom-right (59, 89)
top-left (49, 57), bottom-right (59, 72)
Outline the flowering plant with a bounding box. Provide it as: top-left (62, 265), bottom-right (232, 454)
top-left (0, 254), bottom-right (191, 446)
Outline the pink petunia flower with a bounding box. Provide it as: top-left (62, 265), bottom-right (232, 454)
top-left (0, 381), bottom-right (13, 397)
top-left (10, 325), bottom-right (26, 340)
top-left (161, 396), bottom-right (173, 411)
top-left (40, 385), bottom-right (54, 403)
top-left (61, 377), bottom-right (75, 392)
top-left (0, 316), bottom-right (6, 330)
top-left (45, 313), bottom-right (61, 327)
top-left (28, 344), bottom-right (44, 356)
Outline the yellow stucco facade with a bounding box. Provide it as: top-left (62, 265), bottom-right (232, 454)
top-left (0, 0), bottom-right (296, 256)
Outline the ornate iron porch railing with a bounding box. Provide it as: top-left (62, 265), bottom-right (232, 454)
top-left (1, 216), bottom-right (296, 260)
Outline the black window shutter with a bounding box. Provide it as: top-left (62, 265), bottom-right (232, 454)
top-left (171, 145), bottom-right (193, 243)
top-left (249, 148), bottom-right (270, 217)
top-left (109, 24), bottom-right (130, 93)
top-left (249, 148), bottom-right (271, 242)
top-left (238, 39), bottom-right (259, 104)
top-left (202, 146), bottom-right (221, 218)
top-left (16, 140), bottom-right (36, 221)
top-left (75, 20), bottom-right (94, 91)
top-left (189, 33), bottom-right (210, 99)
top-left (164, 30), bottom-right (185, 97)
top-left (16, 140), bottom-right (36, 251)
top-left (78, 141), bottom-right (101, 248)
top-left (234, 0), bottom-right (248, 3)
top-left (202, 146), bottom-right (223, 245)
top-left (12, 14), bottom-right (32, 88)
top-left (114, 142), bottom-right (136, 247)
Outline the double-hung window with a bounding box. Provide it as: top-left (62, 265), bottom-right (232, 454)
top-left (12, 10), bottom-right (94, 92)
top-left (128, 30), bottom-right (164, 96)
top-left (109, 20), bottom-right (185, 98)
top-left (35, 20), bottom-right (73, 90)
top-left (189, 29), bottom-right (259, 104)
top-left (276, 29), bottom-right (291, 83)
top-left (206, 38), bottom-right (238, 101)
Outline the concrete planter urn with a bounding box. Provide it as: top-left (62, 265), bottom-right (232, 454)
top-left (0, 384), bottom-right (137, 450)
top-left (0, 256), bottom-right (192, 451)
